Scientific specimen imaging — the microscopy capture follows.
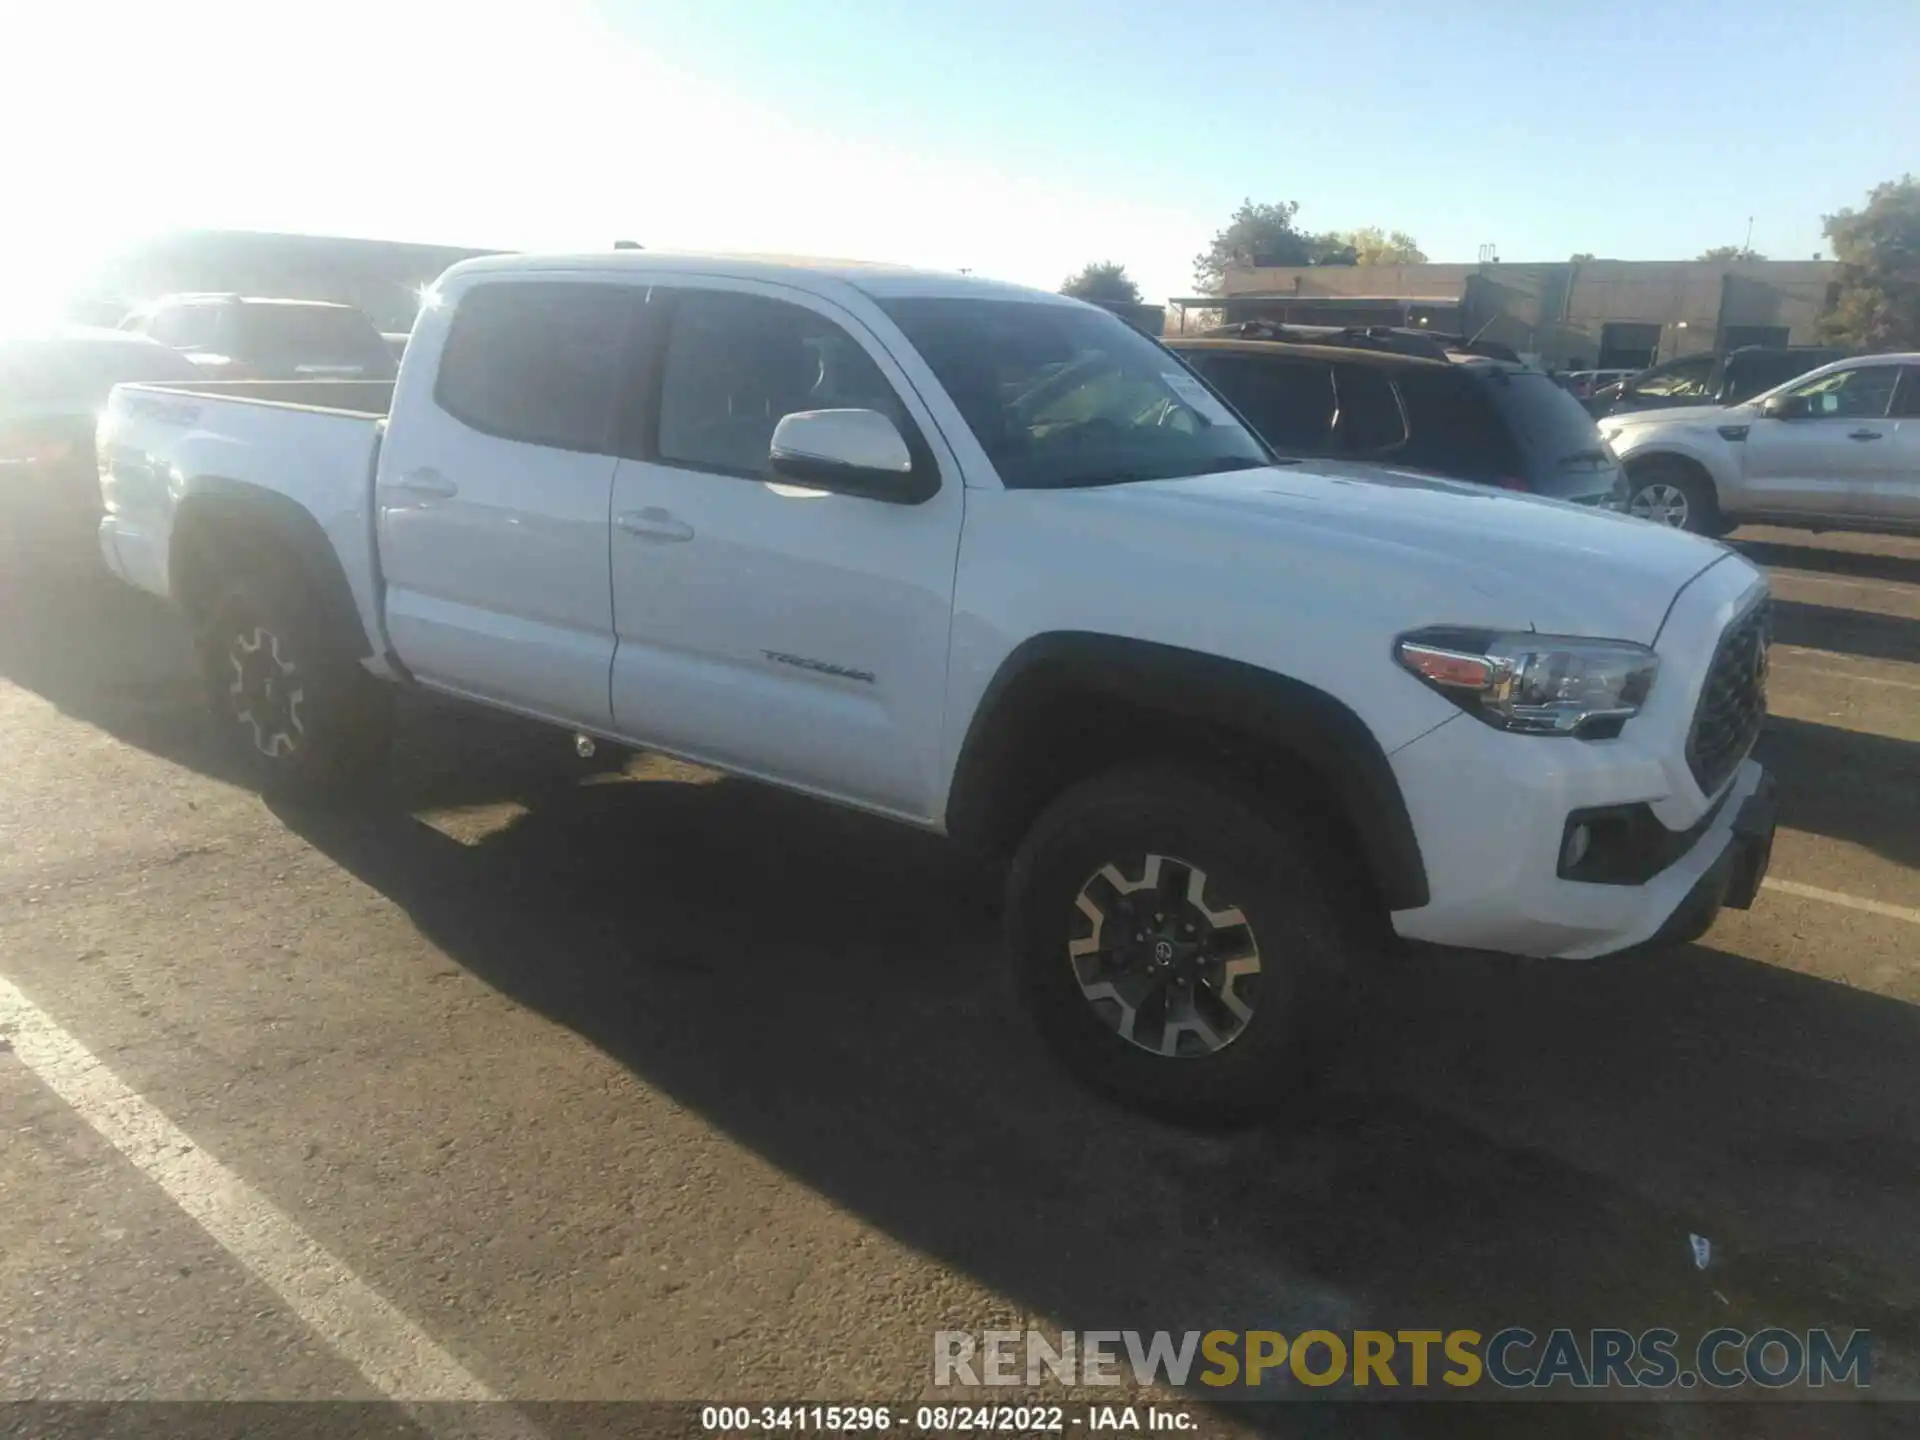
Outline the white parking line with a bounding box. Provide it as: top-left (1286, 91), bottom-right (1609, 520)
top-left (0, 972), bottom-right (540, 1435)
top-left (1766, 569), bottom-right (1920, 601)
top-left (1769, 649), bottom-right (1920, 693)
top-left (1763, 878), bottom-right (1920, 926)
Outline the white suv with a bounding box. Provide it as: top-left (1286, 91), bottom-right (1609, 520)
top-left (1606, 353), bottom-right (1920, 535)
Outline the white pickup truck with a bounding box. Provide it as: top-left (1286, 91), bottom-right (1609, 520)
top-left (96, 251), bottom-right (1778, 1122)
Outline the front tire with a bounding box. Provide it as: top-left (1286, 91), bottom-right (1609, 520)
top-left (1005, 762), bottom-right (1361, 1127)
top-left (196, 568), bottom-right (394, 798)
top-left (1626, 458), bottom-right (1727, 536)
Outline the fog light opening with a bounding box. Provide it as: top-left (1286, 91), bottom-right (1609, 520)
top-left (1562, 823), bottom-right (1593, 871)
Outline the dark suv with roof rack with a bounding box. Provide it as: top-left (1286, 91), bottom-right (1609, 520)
top-left (1166, 321), bottom-right (1626, 509)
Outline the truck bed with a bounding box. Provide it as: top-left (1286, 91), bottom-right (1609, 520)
top-left (99, 379), bottom-right (393, 654)
top-left (126, 377), bottom-right (395, 417)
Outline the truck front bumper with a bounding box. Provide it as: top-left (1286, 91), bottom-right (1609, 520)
top-left (1386, 704), bottom-right (1774, 960)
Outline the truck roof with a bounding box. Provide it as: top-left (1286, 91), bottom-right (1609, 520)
top-left (439, 250), bottom-right (1078, 305)
top-left (152, 294), bottom-right (363, 310)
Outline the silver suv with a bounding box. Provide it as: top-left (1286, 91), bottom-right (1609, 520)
top-left (1605, 354), bottom-right (1920, 535)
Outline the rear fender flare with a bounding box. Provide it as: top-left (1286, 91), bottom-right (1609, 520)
top-left (170, 479), bottom-right (373, 659)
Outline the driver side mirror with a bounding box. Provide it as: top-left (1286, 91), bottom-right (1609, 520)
top-left (769, 409), bottom-right (937, 505)
top-left (1761, 394), bottom-right (1810, 421)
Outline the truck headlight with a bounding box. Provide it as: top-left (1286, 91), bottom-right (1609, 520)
top-left (1394, 629), bottom-right (1660, 736)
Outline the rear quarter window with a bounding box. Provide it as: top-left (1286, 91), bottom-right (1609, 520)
top-left (1391, 368), bottom-right (1521, 483)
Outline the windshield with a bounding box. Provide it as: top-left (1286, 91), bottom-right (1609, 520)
top-left (1479, 369), bottom-right (1613, 478)
top-left (875, 297), bottom-right (1270, 489)
top-left (234, 305), bottom-right (392, 368)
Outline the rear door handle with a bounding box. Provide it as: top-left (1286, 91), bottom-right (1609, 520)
top-left (384, 466), bottom-right (459, 498)
top-left (616, 507), bottom-right (694, 542)
top-left (1848, 429), bottom-right (1885, 442)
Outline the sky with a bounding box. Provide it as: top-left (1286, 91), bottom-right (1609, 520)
top-left (3, 0), bottom-right (1915, 324)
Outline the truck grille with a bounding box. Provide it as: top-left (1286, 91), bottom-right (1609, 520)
top-left (1686, 598), bottom-right (1769, 796)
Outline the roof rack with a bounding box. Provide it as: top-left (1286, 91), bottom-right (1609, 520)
top-left (1199, 320), bottom-right (1523, 365)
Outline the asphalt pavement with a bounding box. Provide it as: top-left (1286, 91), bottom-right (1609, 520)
top-left (2, 509), bottom-right (1917, 1440)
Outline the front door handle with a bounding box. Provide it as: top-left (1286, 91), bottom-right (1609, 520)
top-left (1848, 429), bottom-right (1885, 442)
top-left (384, 466), bottom-right (459, 498)
top-left (616, 507), bottom-right (694, 542)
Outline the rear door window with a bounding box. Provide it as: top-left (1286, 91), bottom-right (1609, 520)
top-left (435, 282), bottom-right (632, 453)
top-left (1187, 354), bottom-right (1335, 453)
top-left (1392, 368), bottom-right (1522, 484)
top-left (1331, 364), bottom-right (1406, 454)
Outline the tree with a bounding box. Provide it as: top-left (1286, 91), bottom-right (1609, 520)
top-left (1193, 199), bottom-right (1315, 292)
top-left (1568, 252), bottom-right (1596, 263)
top-left (1194, 202), bottom-right (1429, 288)
top-left (1698, 244), bottom-right (1766, 262)
top-left (1820, 175), bottom-right (1920, 349)
top-left (1320, 227), bottom-right (1428, 265)
top-left (1059, 261), bottom-right (1142, 306)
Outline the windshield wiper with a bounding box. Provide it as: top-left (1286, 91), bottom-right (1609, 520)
top-left (1040, 455), bottom-right (1285, 489)
top-left (1204, 455), bottom-right (1287, 473)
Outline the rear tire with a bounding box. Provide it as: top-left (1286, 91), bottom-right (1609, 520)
top-left (1626, 458), bottom-right (1728, 536)
top-left (1005, 761), bottom-right (1362, 1127)
top-left (196, 567), bottom-right (394, 798)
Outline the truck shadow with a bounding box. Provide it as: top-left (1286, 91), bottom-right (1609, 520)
top-left (0, 537), bottom-right (227, 779)
top-left (1733, 538), bottom-right (1920, 590)
top-left (1756, 716), bottom-right (1920, 872)
top-left (275, 773), bottom-right (1920, 1431)
top-left (1771, 600), bottom-right (1920, 667)
top-left (0, 533), bottom-right (622, 804)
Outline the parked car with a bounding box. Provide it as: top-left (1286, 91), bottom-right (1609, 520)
top-left (1605, 353), bottom-right (1920, 534)
top-left (1167, 324), bottom-right (1625, 509)
top-left (120, 295), bottom-right (398, 382)
top-left (0, 325), bottom-right (202, 550)
top-left (96, 252), bottom-right (1776, 1124)
top-left (1593, 346), bottom-right (1852, 419)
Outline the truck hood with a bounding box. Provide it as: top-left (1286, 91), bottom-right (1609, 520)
top-left (1603, 403), bottom-right (1741, 431)
top-left (1094, 460), bottom-right (1734, 643)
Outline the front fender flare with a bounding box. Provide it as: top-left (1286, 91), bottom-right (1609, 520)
top-left (947, 633), bottom-right (1430, 911)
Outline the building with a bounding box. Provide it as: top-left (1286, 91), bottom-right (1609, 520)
top-left (70, 230), bottom-right (506, 333)
top-left (1171, 257), bottom-right (1839, 370)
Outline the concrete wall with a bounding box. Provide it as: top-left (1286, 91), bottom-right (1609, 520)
top-left (1219, 263), bottom-right (1476, 299)
top-left (1215, 258), bottom-right (1838, 367)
